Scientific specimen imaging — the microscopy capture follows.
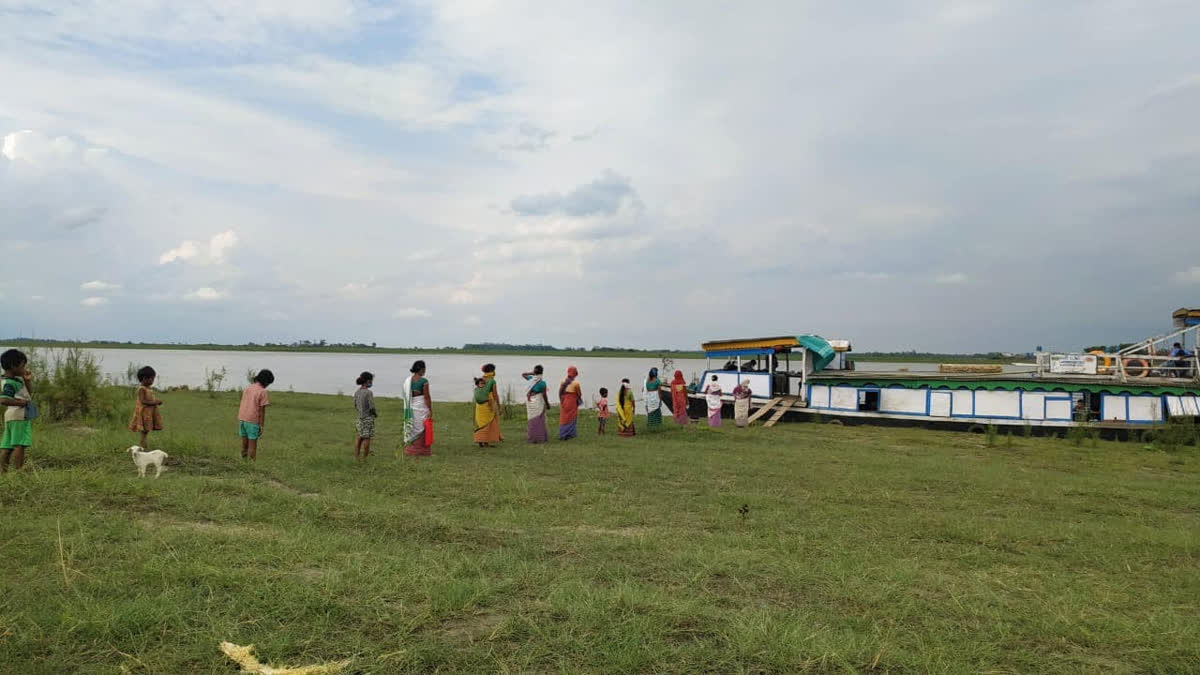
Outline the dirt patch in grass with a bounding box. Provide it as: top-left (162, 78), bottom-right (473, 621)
top-left (440, 611), bottom-right (506, 642)
top-left (559, 525), bottom-right (650, 538)
top-left (138, 515), bottom-right (275, 538)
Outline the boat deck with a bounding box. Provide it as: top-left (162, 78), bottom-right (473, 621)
top-left (809, 370), bottom-right (1199, 389)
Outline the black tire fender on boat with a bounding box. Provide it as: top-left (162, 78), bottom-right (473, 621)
top-left (967, 424), bottom-right (986, 434)
top-left (826, 419), bottom-right (844, 426)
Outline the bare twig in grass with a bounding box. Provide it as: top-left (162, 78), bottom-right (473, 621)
top-left (56, 518), bottom-right (70, 588)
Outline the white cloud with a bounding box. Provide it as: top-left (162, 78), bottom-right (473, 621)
top-left (185, 287), bottom-right (227, 301)
top-left (159, 230), bottom-right (238, 265)
top-left (1173, 266), bottom-right (1200, 284)
top-left (393, 307), bottom-right (432, 319)
top-left (80, 280), bottom-right (120, 292)
top-left (159, 241), bottom-right (200, 264)
top-left (935, 273), bottom-right (969, 285)
top-left (80, 296), bottom-right (109, 307)
top-left (208, 230), bottom-right (239, 262)
top-left (463, 315), bottom-right (482, 326)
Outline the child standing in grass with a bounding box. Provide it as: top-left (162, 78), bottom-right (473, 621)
top-left (353, 371), bottom-right (377, 462)
top-left (237, 369), bottom-right (274, 461)
top-left (0, 349), bottom-right (33, 472)
top-left (128, 366), bottom-right (163, 448)
top-left (596, 387), bottom-right (610, 435)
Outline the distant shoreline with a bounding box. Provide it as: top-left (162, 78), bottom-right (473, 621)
top-left (1, 340), bottom-right (1012, 364)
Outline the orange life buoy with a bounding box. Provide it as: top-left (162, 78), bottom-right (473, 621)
top-left (1123, 357), bottom-right (1150, 378)
top-left (1090, 350), bottom-right (1112, 374)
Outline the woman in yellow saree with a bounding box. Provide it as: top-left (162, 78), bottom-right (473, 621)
top-left (616, 378), bottom-right (636, 437)
top-left (473, 363), bottom-right (503, 446)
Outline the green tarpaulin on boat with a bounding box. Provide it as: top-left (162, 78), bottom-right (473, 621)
top-left (798, 335), bottom-right (836, 372)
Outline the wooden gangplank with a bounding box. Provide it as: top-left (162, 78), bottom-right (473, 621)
top-left (763, 398), bottom-right (799, 427)
top-left (746, 397), bottom-right (783, 424)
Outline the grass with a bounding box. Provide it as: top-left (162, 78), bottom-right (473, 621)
top-left (2, 390), bottom-right (1198, 673)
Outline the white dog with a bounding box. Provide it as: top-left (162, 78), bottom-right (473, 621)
top-left (129, 446), bottom-right (168, 478)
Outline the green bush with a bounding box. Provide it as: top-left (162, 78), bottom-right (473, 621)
top-left (27, 348), bottom-right (123, 422)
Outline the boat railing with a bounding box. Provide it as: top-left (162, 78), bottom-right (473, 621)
top-left (1036, 351), bottom-right (1200, 383)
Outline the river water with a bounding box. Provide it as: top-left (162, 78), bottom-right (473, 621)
top-left (20, 347), bottom-right (1028, 409)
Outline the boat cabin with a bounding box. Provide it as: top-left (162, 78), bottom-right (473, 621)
top-left (697, 335), bottom-right (851, 400)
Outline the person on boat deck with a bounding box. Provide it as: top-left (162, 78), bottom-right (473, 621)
top-left (558, 366), bottom-right (583, 440)
top-left (1169, 343), bottom-right (1192, 377)
top-left (703, 375), bottom-right (723, 428)
top-left (732, 379), bottom-right (753, 427)
top-left (643, 368), bottom-right (664, 431)
top-left (473, 364), bottom-right (503, 447)
top-left (668, 370), bottom-right (690, 425)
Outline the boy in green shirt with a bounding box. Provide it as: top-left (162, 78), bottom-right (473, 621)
top-left (1, 349), bottom-right (34, 472)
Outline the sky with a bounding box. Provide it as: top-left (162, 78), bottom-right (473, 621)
top-left (1, 0), bottom-right (1198, 353)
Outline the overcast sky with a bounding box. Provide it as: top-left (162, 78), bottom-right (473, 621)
top-left (2, 1), bottom-right (1197, 352)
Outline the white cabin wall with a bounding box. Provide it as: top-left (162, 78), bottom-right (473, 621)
top-left (973, 391), bottom-right (1021, 418)
top-left (880, 388), bottom-right (927, 414)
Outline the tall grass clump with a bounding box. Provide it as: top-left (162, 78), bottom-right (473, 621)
top-left (203, 367), bottom-right (228, 398)
top-left (985, 424), bottom-right (998, 447)
top-left (1066, 423), bottom-right (1094, 447)
top-left (1155, 417), bottom-right (1197, 452)
top-left (500, 383), bottom-right (520, 420)
top-left (27, 347), bottom-right (122, 422)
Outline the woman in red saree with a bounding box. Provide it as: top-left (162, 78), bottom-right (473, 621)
top-left (668, 370), bottom-right (689, 425)
top-left (558, 366), bottom-right (582, 440)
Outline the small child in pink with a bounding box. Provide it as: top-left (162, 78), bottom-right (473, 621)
top-left (596, 387), bottom-right (610, 434)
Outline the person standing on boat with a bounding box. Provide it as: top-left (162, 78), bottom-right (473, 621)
top-left (616, 378), bottom-right (636, 437)
top-left (558, 366), bottom-right (582, 440)
top-left (668, 370), bottom-right (690, 425)
top-left (643, 368), bottom-right (663, 431)
top-left (732, 379), bottom-right (753, 427)
top-left (522, 365), bottom-right (550, 443)
top-left (703, 375), bottom-right (723, 427)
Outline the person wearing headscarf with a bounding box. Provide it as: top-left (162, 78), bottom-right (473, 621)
top-left (643, 367), bottom-right (663, 431)
top-left (558, 366), bottom-right (582, 440)
top-left (473, 363), bottom-right (503, 446)
top-left (703, 375), bottom-right (723, 427)
top-left (616, 378), bottom-right (636, 437)
top-left (668, 370), bottom-right (690, 425)
top-left (522, 365), bottom-right (550, 443)
top-left (732, 378), bottom-right (753, 427)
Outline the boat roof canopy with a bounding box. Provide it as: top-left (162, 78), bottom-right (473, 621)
top-left (1173, 307), bottom-right (1200, 326)
top-left (701, 335), bottom-right (838, 371)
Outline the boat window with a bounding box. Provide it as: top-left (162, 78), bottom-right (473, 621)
top-left (858, 390), bottom-right (880, 412)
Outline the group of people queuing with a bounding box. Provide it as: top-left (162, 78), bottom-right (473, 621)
top-left (0, 346), bottom-right (762, 473)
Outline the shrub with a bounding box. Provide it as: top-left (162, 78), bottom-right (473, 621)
top-left (985, 424), bottom-right (998, 447)
top-left (500, 383), bottom-right (520, 420)
top-left (27, 347), bottom-right (122, 422)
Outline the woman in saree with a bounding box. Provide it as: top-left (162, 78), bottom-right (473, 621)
top-left (558, 366), bottom-right (582, 440)
top-left (703, 374), bottom-right (723, 427)
top-left (402, 360), bottom-right (433, 456)
top-left (643, 368), bottom-right (663, 431)
top-left (616, 378), bottom-right (636, 437)
top-left (668, 370), bottom-right (690, 425)
top-left (732, 379), bottom-right (753, 428)
top-left (522, 365), bottom-right (550, 443)
top-left (473, 363), bottom-right (503, 447)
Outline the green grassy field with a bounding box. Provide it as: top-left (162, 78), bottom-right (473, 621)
top-left (2, 391), bottom-right (1197, 673)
